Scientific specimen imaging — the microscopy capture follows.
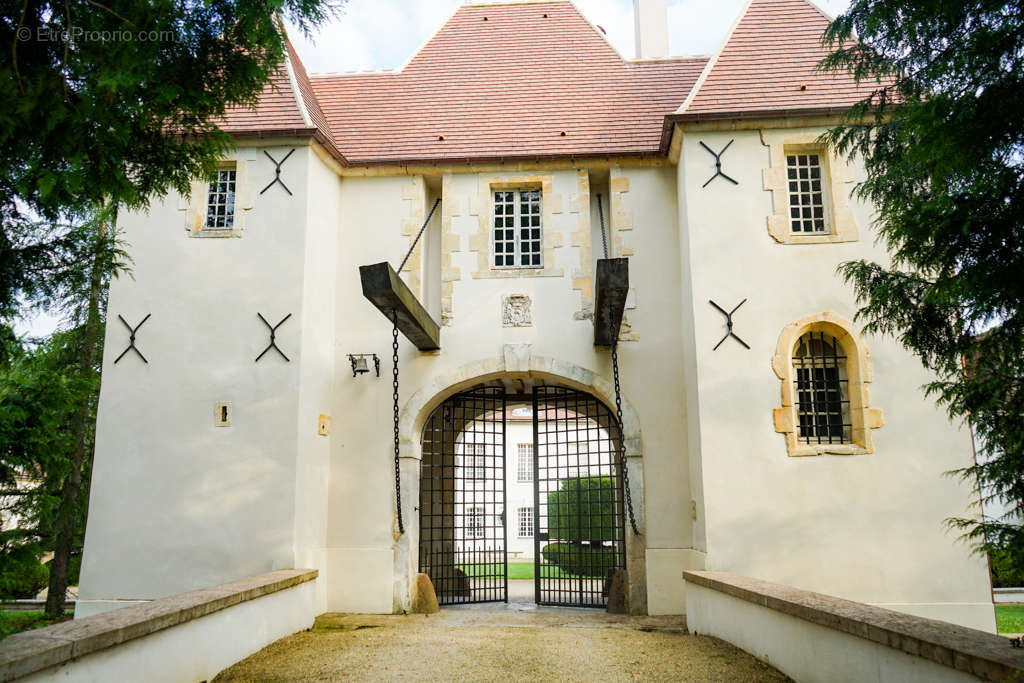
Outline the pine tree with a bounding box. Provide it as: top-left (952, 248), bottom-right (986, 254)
top-left (821, 2), bottom-right (1024, 565)
top-left (0, 208), bottom-right (123, 615)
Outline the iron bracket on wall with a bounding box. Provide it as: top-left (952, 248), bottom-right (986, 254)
top-left (348, 353), bottom-right (381, 377)
top-left (256, 313), bottom-right (291, 362)
top-left (260, 149), bottom-right (295, 196)
top-left (700, 140), bottom-right (739, 187)
top-left (710, 299), bottom-right (750, 350)
top-left (114, 314), bottom-right (151, 364)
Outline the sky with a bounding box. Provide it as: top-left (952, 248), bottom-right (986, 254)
top-left (287, 0), bottom-right (852, 74)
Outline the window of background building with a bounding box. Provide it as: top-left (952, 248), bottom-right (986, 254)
top-left (517, 507), bottom-right (534, 538)
top-left (517, 443), bottom-right (533, 482)
top-left (466, 506), bottom-right (485, 539)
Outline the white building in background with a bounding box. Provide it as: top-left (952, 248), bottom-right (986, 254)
top-left (76, 0), bottom-right (996, 629)
top-left (454, 405), bottom-right (614, 560)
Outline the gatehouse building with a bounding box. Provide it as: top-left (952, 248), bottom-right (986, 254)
top-left (77, 0), bottom-right (996, 631)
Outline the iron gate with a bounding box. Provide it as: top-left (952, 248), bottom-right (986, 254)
top-left (419, 387), bottom-right (507, 604)
top-left (533, 386), bottom-right (626, 607)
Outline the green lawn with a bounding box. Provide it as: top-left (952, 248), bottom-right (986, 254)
top-left (996, 605), bottom-right (1024, 634)
top-left (456, 561), bottom-right (594, 580)
top-left (0, 610), bottom-right (73, 641)
top-left (458, 562), bottom-right (535, 580)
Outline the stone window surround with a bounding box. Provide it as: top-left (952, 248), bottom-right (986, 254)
top-left (762, 132), bottom-right (858, 245)
top-left (469, 175), bottom-right (564, 280)
top-left (772, 312), bottom-right (883, 457)
top-left (182, 157), bottom-right (254, 238)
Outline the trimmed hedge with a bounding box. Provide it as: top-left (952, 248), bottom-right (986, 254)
top-left (547, 476), bottom-right (618, 543)
top-left (541, 542), bottom-right (618, 578)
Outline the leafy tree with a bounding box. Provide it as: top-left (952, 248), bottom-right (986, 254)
top-left (821, 2), bottom-right (1024, 569)
top-left (0, 0), bottom-right (339, 311)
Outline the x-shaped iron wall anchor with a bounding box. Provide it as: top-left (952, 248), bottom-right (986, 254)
top-left (256, 313), bottom-right (291, 362)
top-left (114, 314), bottom-right (151, 364)
top-left (709, 299), bottom-right (750, 350)
top-left (260, 149), bottom-right (295, 196)
top-left (700, 140), bottom-right (739, 188)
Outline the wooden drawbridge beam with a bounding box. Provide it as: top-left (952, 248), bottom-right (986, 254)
top-left (594, 258), bottom-right (629, 347)
top-left (359, 262), bottom-right (441, 351)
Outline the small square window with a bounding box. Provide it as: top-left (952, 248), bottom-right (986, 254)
top-left (786, 153), bottom-right (829, 234)
top-left (205, 167), bottom-right (237, 230)
top-left (493, 189), bottom-right (542, 268)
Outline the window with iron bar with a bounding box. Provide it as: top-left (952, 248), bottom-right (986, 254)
top-left (517, 507), bottom-right (534, 538)
top-left (205, 168), bottom-right (236, 229)
top-left (793, 331), bottom-right (851, 444)
top-left (493, 189), bottom-right (542, 268)
top-left (517, 443), bottom-right (533, 482)
top-left (787, 153), bottom-right (827, 233)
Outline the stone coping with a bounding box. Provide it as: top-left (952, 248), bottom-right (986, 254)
top-left (683, 570), bottom-right (1023, 683)
top-left (0, 568), bottom-right (317, 682)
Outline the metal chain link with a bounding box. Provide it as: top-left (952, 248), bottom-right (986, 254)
top-left (392, 311), bottom-right (404, 534)
top-left (612, 342), bottom-right (639, 536)
top-left (597, 191), bottom-right (637, 535)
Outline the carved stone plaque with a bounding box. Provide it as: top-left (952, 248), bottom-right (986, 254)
top-left (502, 294), bottom-right (532, 327)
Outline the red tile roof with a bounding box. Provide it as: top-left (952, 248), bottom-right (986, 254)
top-left (217, 41), bottom-right (312, 136)
top-left (216, 0), bottom-right (879, 163)
top-left (677, 0), bottom-right (883, 120)
top-left (309, 2), bottom-right (705, 165)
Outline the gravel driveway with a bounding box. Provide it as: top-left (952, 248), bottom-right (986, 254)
top-left (214, 600), bottom-right (789, 682)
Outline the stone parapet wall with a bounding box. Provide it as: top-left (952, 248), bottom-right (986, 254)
top-left (0, 569), bottom-right (317, 683)
top-left (684, 570), bottom-right (1018, 683)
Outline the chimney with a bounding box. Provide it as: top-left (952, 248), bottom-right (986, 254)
top-left (634, 0), bottom-right (669, 59)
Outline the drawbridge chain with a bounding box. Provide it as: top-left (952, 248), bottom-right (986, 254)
top-left (390, 198), bottom-right (440, 535)
top-left (597, 193), bottom-right (640, 537)
top-left (392, 311), bottom-right (403, 534)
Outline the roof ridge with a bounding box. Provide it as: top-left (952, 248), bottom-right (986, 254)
top-left (283, 40), bottom-right (313, 128)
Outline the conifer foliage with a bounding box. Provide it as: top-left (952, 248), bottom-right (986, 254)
top-left (821, 2), bottom-right (1024, 564)
top-left (0, 0), bottom-right (338, 311)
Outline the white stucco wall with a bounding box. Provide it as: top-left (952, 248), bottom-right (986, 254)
top-left (676, 126), bottom-right (994, 630)
top-left (80, 143), bottom-right (321, 610)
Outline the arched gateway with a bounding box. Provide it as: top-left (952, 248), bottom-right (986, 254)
top-left (419, 383), bottom-right (627, 608)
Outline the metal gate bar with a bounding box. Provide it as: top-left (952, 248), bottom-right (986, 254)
top-left (419, 388), bottom-right (507, 604)
top-left (534, 386), bottom-right (626, 607)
